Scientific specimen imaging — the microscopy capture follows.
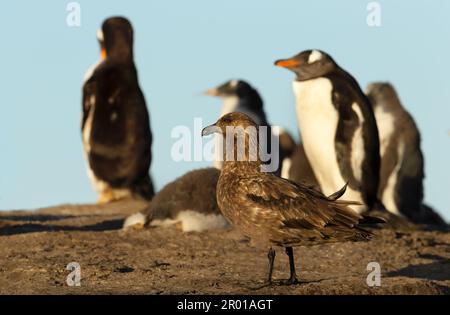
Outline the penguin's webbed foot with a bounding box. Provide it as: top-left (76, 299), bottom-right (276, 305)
top-left (97, 190), bottom-right (115, 204)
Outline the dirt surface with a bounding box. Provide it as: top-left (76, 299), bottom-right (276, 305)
top-left (0, 201), bottom-right (449, 295)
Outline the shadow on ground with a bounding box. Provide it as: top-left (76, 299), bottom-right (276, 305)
top-left (387, 254), bottom-right (450, 281)
top-left (0, 219), bottom-right (124, 236)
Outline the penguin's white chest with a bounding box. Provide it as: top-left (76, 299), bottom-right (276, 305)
top-left (293, 79), bottom-right (366, 211)
top-left (82, 100), bottom-right (95, 152)
top-left (220, 96), bottom-right (239, 117)
top-left (373, 106), bottom-right (403, 215)
top-left (293, 78), bottom-right (344, 195)
top-left (373, 106), bottom-right (395, 157)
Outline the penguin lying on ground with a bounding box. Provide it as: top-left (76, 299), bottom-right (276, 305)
top-left (123, 168), bottom-right (229, 232)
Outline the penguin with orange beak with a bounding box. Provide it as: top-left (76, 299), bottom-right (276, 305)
top-left (275, 50), bottom-right (381, 214)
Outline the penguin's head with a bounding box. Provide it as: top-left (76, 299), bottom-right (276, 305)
top-left (204, 80), bottom-right (253, 98)
top-left (366, 82), bottom-right (396, 101)
top-left (366, 82), bottom-right (400, 110)
top-left (97, 16), bottom-right (134, 60)
top-left (274, 50), bottom-right (337, 81)
top-left (204, 79), bottom-right (264, 112)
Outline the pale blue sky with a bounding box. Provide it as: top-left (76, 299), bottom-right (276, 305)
top-left (0, 1), bottom-right (449, 220)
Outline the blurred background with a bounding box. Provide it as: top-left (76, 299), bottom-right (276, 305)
top-left (0, 0), bottom-right (448, 220)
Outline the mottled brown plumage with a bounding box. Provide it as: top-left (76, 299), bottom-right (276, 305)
top-left (202, 112), bottom-right (384, 285)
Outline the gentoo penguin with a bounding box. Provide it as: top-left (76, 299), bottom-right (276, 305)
top-left (277, 128), bottom-right (320, 188)
top-left (82, 17), bottom-right (154, 203)
top-left (202, 112), bottom-right (384, 286)
top-left (204, 80), bottom-right (283, 176)
top-left (275, 50), bottom-right (381, 213)
top-left (366, 82), bottom-right (446, 225)
top-left (123, 168), bottom-right (229, 232)
top-left (204, 80), bottom-right (269, 126)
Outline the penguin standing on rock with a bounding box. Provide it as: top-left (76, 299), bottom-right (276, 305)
top-left (366, 82), bottom-right (446, 225)
top-left (275, 50), bottom-right (380, 213)
top-left (82, 17), bottom-right (154, 203)
top-left (204, 79), bottom-right (283, 176)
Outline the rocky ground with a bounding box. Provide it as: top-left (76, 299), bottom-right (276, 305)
top-left (0, 201), bottom-right (449, 295)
